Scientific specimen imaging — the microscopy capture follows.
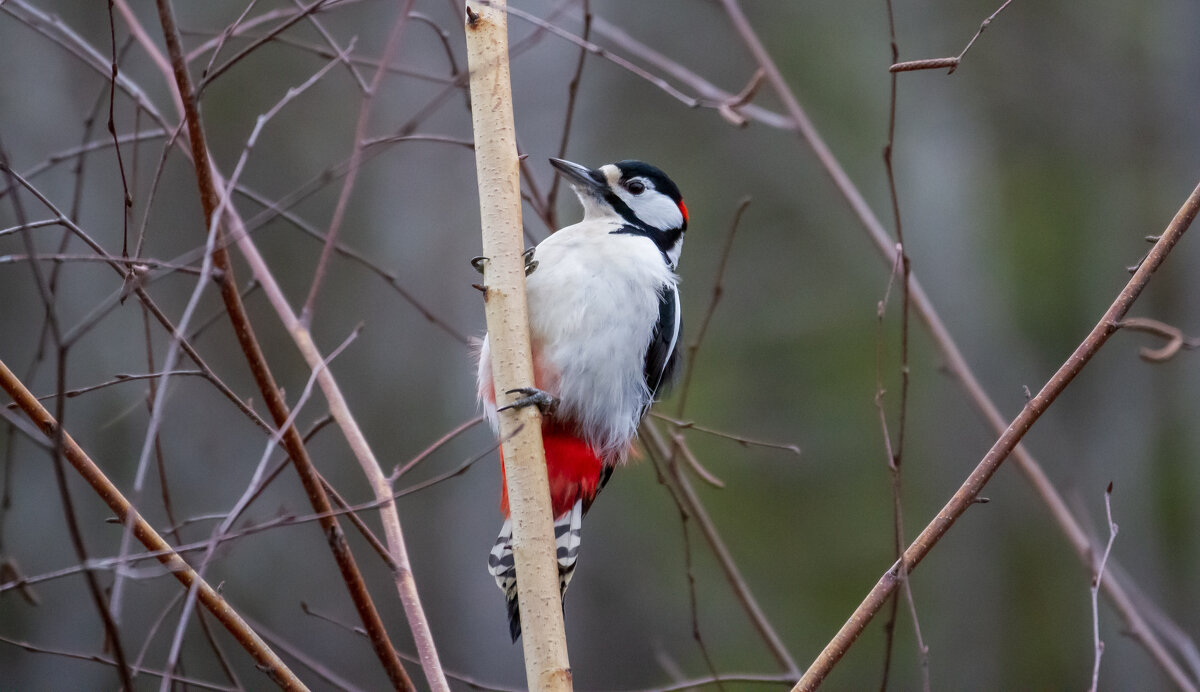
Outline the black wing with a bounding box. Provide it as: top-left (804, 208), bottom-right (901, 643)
top-left (643, 283), bottom-right (682, 406)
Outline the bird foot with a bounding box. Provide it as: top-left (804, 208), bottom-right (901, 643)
top-left (470, 248), bottom-right (537, 276)
top-left (498, 387), bottom-right (558, 415)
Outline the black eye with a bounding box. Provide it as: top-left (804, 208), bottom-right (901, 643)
top-left (626, 180), bottom-right (646, 195)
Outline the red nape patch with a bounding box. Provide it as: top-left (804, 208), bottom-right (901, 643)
top-left (500, 420), bottom-right (604, 519)
top-left (678, 200), bottom-right (689, 225)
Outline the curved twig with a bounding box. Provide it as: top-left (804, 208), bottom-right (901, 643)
top-left (1115, 317), bottom-right (1200, 363)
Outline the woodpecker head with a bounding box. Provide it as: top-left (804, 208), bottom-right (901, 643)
top-left (550, 158), bottom-right (688, 235)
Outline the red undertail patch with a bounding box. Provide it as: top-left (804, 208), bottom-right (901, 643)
top-left (500, 420), bottom-right (604, 519)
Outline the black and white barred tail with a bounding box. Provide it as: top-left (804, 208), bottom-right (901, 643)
top-left (487, 499), bottom-right (584, 642)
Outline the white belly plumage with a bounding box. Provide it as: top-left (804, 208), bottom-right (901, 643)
top-left (478, 219), bottom-right (678, 463)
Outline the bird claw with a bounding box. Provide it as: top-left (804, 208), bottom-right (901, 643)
top-left (497, 387), bottom-right (558, 415)
top-left (471, 250), bottom-right (536, 276)
top-left (523, 247), bottom-right (538, 276)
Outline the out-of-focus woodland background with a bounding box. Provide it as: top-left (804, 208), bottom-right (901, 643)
top-left (1, 1), bottom-right (1198, 690)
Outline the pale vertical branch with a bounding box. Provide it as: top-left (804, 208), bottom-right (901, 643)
top-left (464, 2), bottom-right (572, 690)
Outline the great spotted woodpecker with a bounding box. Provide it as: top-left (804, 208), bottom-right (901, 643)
top-left (477, 157), bottom-right (688, 641)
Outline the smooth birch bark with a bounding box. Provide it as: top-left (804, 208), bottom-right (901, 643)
top-left (464, 2), bottom-right (572, 690)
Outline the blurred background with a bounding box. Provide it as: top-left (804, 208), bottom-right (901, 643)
top-left (1, 0), bottom-right (1198, 689)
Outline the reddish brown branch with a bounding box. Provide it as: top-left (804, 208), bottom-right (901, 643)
top-left (795, 180), bottom-right (1200, 690)
top-left (0, 356), bottom-right (304, 688)
top-left (151, 1), bottom-right (413, 688)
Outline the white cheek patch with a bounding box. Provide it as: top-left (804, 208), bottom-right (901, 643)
top-left (614, 187), bottom-right (684, 231)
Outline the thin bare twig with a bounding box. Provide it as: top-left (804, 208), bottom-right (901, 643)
top-left (671, 431), bottom-right (726, 489)
top-left (634, 673), bottom-right (797, 692)
top-left (196, 0), bottom-right (333, 93)
top-left (665, 435), bottom-right (725, 690)
top-left (544, 0), bottom-right (591, 228)
top-left (114, 33), bottom-right (351, 630)
top-left (642, 420), bottom-right (800, 676)
top-left (889, 0), bottom-right (1013, 73)
top-left (245, 617), bottom-right (371, 692)
top-left (113, 0), bottom-right (454, 683)
top-left (232, 182), bottom-right (470, 344)
top-left (2, 145), bottom-right (276, 432)
top-left (651, 413), bottom-right (801, 456)
top-left (675, 197), bottom-right (751, 417)
top-left (877, 1), bottom-right (926, 687)
top-left (293, 0), bottom-right (368, 91)
top-left (389, 415), bottom-right (486, 482)
top-left (295, 602), bottom-right (530, 692)
top-left (1115, 317), bottom-right (1200, 362)
top-left (495, 3), bottom-right (700, 108)
top-left (105, 0), bottom-right (133, 259)
top-left (300, 3), bottom-right (414, 327)
top-left (589, 18), bottom-right (793, 131)
top-left (1089, 483), bottom-right (1119, 692)
top-left (0, 634), bottom-right (235, 691)
top-left (0, 449), bottom-right (497, 599)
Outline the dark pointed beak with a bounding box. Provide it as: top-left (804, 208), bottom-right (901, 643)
top-left (549, 158), bottom-right (606, 192)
